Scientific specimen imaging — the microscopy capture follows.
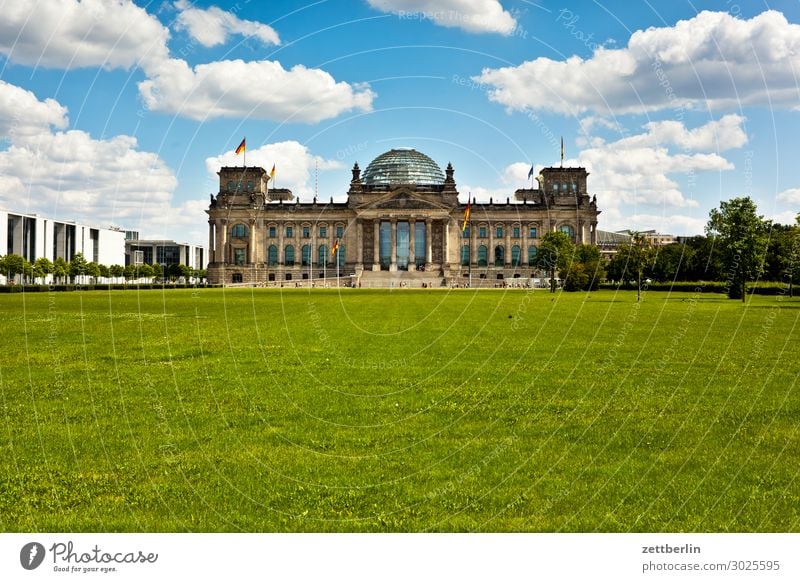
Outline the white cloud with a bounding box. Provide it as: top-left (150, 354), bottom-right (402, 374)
top-left (173, 0), bottom-right (280, 47)
top-left (605, 212), bottom-right (707, 236)
top-left (205, 141), bottom-right (342, 198)
top-left (0, 0), bottom-right (169, 69)
top-left (575, 117), bottom-right (744, 218)
top-left (776, 188), bottom-right (800, 204)
top-left (0, 80), bottom-right (205, 241)
top-left (139, 57), bottom-right (375, 122)
top-left (366, 0), bottom-right (517, 35)
top-left (0, 80), bottom-right (68, 139)
top-left (767, 210), bottom-right (799, 226)
top-left (475, 10), bottom-right (800, 115)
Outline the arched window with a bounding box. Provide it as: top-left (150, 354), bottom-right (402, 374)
top-left (528, 245), bottom-right (538, 265)
top-left (231, 223), bottom-right (248, 238)
top-left (285, 245), bottom-right (295, 266)
top-left (461, 245), bottom-right (470, 266)
top-left (267, 244), bottom-right (278, 266)
top-left (318, 245), bottom-right (327, 266)
top-left (477, 245), bottom-right (488, 267)
top-left (494, 245), bottom-right (504, 267)
top-left (301, 244), bottom-right (311, 266)
top-left (511, 245), bottom-right (521, 267)
top-left (559, 224), bottom-right (575, 240)
top-left (337, 245), bottom-right (346, 267)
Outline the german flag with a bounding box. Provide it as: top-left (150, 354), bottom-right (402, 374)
top-left (331, 239), bottom-right (340, 256)
top-left (461, 199), bottom-right (471, 233)
top-left (235, 138), bottom-right (246, 155)
top-left (269, 163), bottom-right (276, 180)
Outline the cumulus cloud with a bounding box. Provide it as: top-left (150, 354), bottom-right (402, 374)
top-left (0, 0), bottom-right (169, 69)
top-left (0, 80), bottom-right (68, 140)
top-left (776, 188), bottom-right (800, 204)
top-left (474, 10), bottom-right (800, 115)
top-left (366, 0), bottom-right (517, 35)
top-left (139, 57), bottom-right (375, 122)
top-left (0, 80), bottom-right (206, 240)
top-left (173, 0), bottom-right (280, 47)
top-left (0, 1), bottom-right (372, 124)
top-left (575, 117), bottom-right (744, 218)
top-left (205, 141), bottom-right (343, 199)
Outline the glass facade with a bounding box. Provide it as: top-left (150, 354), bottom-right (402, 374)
top-left (414, 221), bottom-right (426, 267)
top-left (396, 222), bottom-right (409, 270)
top-left (379, 221), bottom-right (391, 270)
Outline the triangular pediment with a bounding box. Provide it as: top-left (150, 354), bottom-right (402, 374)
top-left (363, 191), bottom-right (448, 210)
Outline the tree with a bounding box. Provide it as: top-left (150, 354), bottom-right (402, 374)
top-left (787, 213), bottom-right (800, 298)
top-left (33, 257), bottom-right (53, 284)
top-left (167, 263), bottom-right (183, 282)
top-left (98, 264), bottom-right (110, 280)
top-left (53, 258), bottom-right (69, 284)
top-left (651, 243), bottom-right (690, 282)
top-left (110, 264), bottom-right (124, 282)
top-left (124, 264), bottom-right (137, 281)
top-left (86, 262), bottom-right (101, 283)
top-left (151, 263), bottom-right (163, 283)
top-left (69, 252), bottom-right (89, 283)
top-left (2, 254), bottom-right (25, 284)
top-left (707, 197), bottom-right (769, 302)
top-left (535, 231), bottom-right (575, 292)
top-left (138, 263), bottom-right (154, 280)
top-left (610, 233), bottom-right (655, 301)
top-left (179, 264), bottom-right (192, 283)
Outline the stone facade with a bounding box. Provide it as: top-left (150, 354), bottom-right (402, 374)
top-left (206, 149), bottom-right (600, 286)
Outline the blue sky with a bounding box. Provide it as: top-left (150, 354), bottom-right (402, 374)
top-left (1, 0), bottom-right (799, 245)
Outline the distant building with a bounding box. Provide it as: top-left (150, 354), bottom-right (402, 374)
top-left (0, 208), bottom-right (125, 266)
top-left (206, 148), bottom-right (601, 286)
top-left (596, 230), bottom-right (632, 259)
top-left (125, 239), bottom-right (206, 270)
top-left (616, 229), bottom-right (676, 246)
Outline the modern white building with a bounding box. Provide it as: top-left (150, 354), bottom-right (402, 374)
top-left (1, 208), bottom-right (125, 266)
top-left (124, 239), bottom-right (207, 270)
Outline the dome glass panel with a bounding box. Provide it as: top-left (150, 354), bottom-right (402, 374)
top-left (362, 148), bottom-right (445, 186)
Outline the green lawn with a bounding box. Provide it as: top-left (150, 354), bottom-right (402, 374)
top-left (0, 287), bottom-right (798, 532)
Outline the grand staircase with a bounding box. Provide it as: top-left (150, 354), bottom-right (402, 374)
top-left (357, 268), bottom-right (444, 288)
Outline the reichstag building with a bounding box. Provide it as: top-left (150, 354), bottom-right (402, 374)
top-left (206, 148), bottom-right (600, 286)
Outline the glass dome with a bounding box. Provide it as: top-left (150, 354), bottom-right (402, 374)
top-left (362, 148), bottom-right (445, 186)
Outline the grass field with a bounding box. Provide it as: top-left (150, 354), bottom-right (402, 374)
top-left (0, 287), bottom-right (798, 532)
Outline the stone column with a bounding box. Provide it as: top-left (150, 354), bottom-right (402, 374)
top-left (356, 219), bottom-right (363, 268)
top-left (505, 223), bottom-right (512, 267)
top-left (390, 218), bottom-right (397, 271)
top-left (208, 221), bottom-right (215, 263)
top-left (442, 218), bottom-right (450, 268)
top-left (591, 221), bottom-right (597, 244)
top-left (425, 219), bottom-right (433, 266)
top-left (249, 219), bottom-right (256, 264)
top-left (220, 220), bottom-right (228, 264)
top-left (408, 218), bottom-right (416, 271)
top-left (522, 226), bottom-right (528, 266)
top-left (488, 221), bottom-right (495, 268)
top-left (581, 221), bottom-right (588, 244)
top-left (373, 219), bottom-right (380, 271)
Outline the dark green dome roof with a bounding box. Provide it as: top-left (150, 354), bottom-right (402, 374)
top-left (362, 148), bottom-right (445, 186)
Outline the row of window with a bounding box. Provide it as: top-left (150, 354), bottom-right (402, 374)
top-left (231, 224), bottom-right (577, 240)
top-left (230, 224), bottom-right (346, 239)
top-left (232, 244), bottom-right (346, 267)
top-left (460, 245), bottom-right (539, 267)
top-left (463, 225), bottom-right (575, 238)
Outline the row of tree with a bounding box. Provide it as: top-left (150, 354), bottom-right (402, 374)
top-left (534, 197), bottom-right (800, 300)
top-left (0, 252), bottom-right (207, 284)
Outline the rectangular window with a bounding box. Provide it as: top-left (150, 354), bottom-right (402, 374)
top-left (496, 226), bottom-right (503, 238)
top-left (269, 226), bottom-right (276, 238)
top-left (302, 226), bottom-right (310, 238)
top-left (529, 227), bottom-right (538, 238)
top-left (513, 227), bottom-right (520, 238)
top-left (234, 248), bottom-right (246, 266)
top-left (286, 226), bottom-right (293, 238)
top-left (336, 225), bottom-right (344, 238)
top-left (462, 226), bottom-right (470, 238)
top-left (479, 226), bottom-right (487, 238)
top-left (319, 227), bottom-right (327, 238)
